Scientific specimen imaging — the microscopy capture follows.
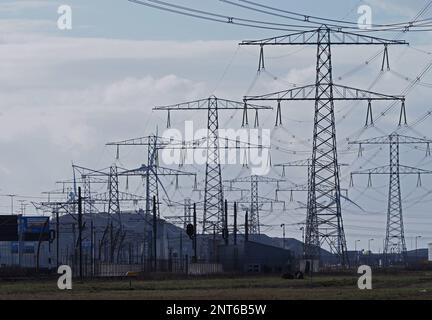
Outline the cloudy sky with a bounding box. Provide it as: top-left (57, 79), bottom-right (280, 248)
top-left (1, 0), bottom-right (432, 251)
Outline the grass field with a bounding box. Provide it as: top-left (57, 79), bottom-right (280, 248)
top-left (1, 271), bottom-right (432, 300)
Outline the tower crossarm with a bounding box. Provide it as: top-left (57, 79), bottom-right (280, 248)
top-left (36, 201), bottom-right (74, 211)
top-left (241, 28), bottom-right (407, 46)
top-left (277, 185), bottom-right (348, 192)
top-left (107, 135), bottom-right (173, 148)
top-left (236, 195), bottom-right (283, 205)
top-left (56, 177), bottom-right (107, 185)
top-left (351, 165), bottom-right (432, 175)
top-left (225, 175), bottom-right (284, 184)
top-left (107, 135), bottom-right (206, 149)
top-left (223, 185), bottom-right (249, 193)
top-left (118, 165), bottom-right (195, 177)
top-left (72, 164), bottom-right (125, 177)
top-left (275, 159), bottom-right (348, 167)
top-left (349, 134), bottom-right (432, 145)
top-left (157, 166), bottom-right (196, 177)
top-left (164, 198), bottom-right (205, 209)
top-left (245, 84), bottom-right (405, 102)
top-left (91, 191), bottom-right (146, 203)
top-left (153, 96), bottom-right (271, 111)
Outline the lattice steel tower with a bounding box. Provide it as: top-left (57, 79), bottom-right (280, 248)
top-left (153, 97), bottom-right (270, 234)
top-left (350, 134), bottom-right (432, 263)
top-left (226, 175), bottom-right (283, 234)
top-left (108, 165), bottom-right (121, 217)
top-left (242, 27), bottom-right (407, 265)
top-left (107, 135), bottom-right (197, 218)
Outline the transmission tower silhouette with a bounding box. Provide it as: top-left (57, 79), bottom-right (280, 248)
top-left (226, 175), bottom-right (284, 234)
top-left (107, 135), bottom-right (197, 218)
top-left (242, 27), bottom-right (407, 266)
top-left (153, 96), bottom-right (271, 234)
top-left (350, 133), bottom-right (432, 264)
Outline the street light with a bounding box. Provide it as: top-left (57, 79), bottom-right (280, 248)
top-left (355, 240), bottom-right (361, 252)
top-left (4, 194), bottom-right (16, 215)
top-left (415, 236), bottom-right (422, 261)
top-left (299, 227), bottom-right (305, 244)
top-left (368, 238), bottom-right (374, 253)
top-left (368, 239), bottom-right (374, 266)
top-left (355, 240), bottom-right (361, 265)
top-left (280, 224), bottom-right (286, 249)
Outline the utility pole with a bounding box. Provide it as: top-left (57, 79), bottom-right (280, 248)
top-left (244, 210), bottom-right (249, 242)
top-left (233, 202), bottom-right (237, 246)
top-left (55, 209), bottom-right (60, 268)
top-left (153, 97), bottom-right (271, 234)
top-left (350, 134), bottom-right (432, 264)
top-left (179, 231), bottom-right (183, 267)
top-left (78, 187), bottom-right (83, 281)
top-left (193, 203), bottom-right (197, 262)
top-left (242, 27), bottom-right (407, 267)
top-left (90, 220), bottom-right (94, 278)
top-left (223, 199), bottom-right (229, 246)
top-left (281, 224), bottom-right (286, 249)
top-left (152, 195), bottom-right (157, 271)
top-left (416, 236), bottom-right (422, 262)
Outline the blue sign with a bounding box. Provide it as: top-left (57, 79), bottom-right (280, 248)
top-left (19, 217), bottom-right (50, 234)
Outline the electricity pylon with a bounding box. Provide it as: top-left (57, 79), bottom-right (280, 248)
top-left (72, 165), bottom-right (147, 221)
top-left (226, 175), bottom-right (284, 234)
top-left (107, 135), bottom-right (197, 218)
top-left (73, 164), bottom-right (123, 221)
top-left (350, 133), bottom-right (432, 264)
top-left (117, 164), bottom-right (196, 217)
top-left (108, 165), bottom-right (121, 219)
top-left (242, 27), bottom-right (407, 266)
top-left (153, 96), bottom-right (271, 234)
top-left (56, 176), bottom-right (107, 215)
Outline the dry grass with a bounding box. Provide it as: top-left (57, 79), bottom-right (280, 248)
top-left (1, 271), bottom-right (432, 300)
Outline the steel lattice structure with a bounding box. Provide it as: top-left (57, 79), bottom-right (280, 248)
top-left (350, 133), bottom-right (432, 264)
top-left (108, 165), bottom-right (121, 218)
top-left (242, 27), bottom-right (407, 266)
top-left (226, 175), bottom-right (284, 234)
top-left (107, 135), bottom-right (197, 218)
top-left (117, 163), bottom-right (196, 217)
top-left (153, 96), bottom-right (271, 234)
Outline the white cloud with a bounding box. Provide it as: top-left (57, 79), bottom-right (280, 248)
top-left (103, 75), bottom-right (206, 107)
top-left (364, 0), bottom-right (418, 18)
top-left (0, 1), bottom-right (56, 12)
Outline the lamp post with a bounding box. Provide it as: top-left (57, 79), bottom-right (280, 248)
top-left (368, 239), bottom-right (374, 266)
top-left (280, 224), bottom-right (286, 249)
top-left (368, 239), bottom-right (374, 253)
top-left (415, 236), bottom-right (422, 261)
top-left (355, 240), bottom-right (361, 265)
top-left (6, 194), bottom-right (16, 215)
